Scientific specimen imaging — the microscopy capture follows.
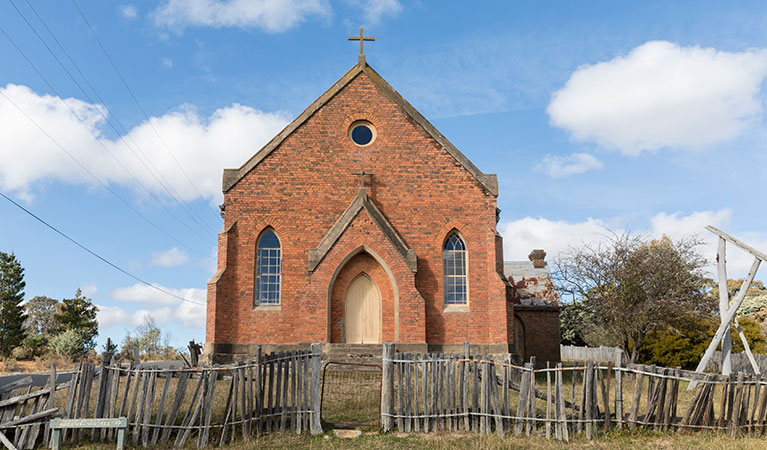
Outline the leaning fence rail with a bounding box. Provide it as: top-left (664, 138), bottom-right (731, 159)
top-left (381, 342), bottom-right (767, 441)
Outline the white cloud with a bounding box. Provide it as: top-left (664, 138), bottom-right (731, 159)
top-left (151, 247), bottom-right (189, 267)
top-left (81, 283), bottom-right (98, 296)
top-left (153, 0), bottom-right (330, 32)
top-left (548, 41), bottom-right (767, 155)
top-left (102, 283), bottom-right (206, 329)
top-left (0, 84), bottom-right (289, 204)
top-left (648, 209), bottom-right (767, 279)
top-left (96, 304), bottom-right (130, 328)
top-left (345, 0), bottom-right (402, 25)
top-left (500, 209), bottom-right (767, 280)
top-left (161, 57), bottom-right (173, 69)
top-left (98, 303), bottom-right (204, 329)
top-left (537, 152), bottom-right (603, 178)
top-left (111, 283), bottom-right (204, 306)
top-left (499, 216), bottom-right (609, 262)
top-left (119, 4), bottom-right (138, 19)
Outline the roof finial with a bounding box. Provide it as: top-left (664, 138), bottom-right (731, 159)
top-left (348, 27), bottom-right (375, 64)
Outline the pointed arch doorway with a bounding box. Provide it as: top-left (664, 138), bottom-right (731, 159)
top-left (344, 273), bottom-right (382, 344)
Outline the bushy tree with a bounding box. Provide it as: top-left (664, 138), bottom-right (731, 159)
top-left (639, 315), bottom-right (766, 369)
top-left (555, 232), bottom-right (713, 363)
top-left (55, 288), bottom-right (98, 352)
top-left (24, 295), bottom-right (59, 335)
top-left (559, 300), bottom-right (589, 346)
top-left (120, 316), bottom-right (180, 361)
top-left (0, 252), bottom-right (27, 357)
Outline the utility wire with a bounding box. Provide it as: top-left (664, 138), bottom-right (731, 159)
top-left (0, 87), bottom-right (209, 257)
top-left (0, 191), bottom-right (204, 306)
top-left (70, 0), bottom-right (221, 218)
top-left (0, 18), bottom-right (212, 243)
top-left (0, 21), bottom-right (213, 247)
top-left (7, 0), bottom-right (217, 238)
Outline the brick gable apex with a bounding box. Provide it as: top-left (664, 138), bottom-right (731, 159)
top-left (307, 188), bottom-right (417, 273)
top-left (222, 61), bottom-right (498, 196)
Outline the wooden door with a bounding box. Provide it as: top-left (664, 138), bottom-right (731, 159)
top-left (343, 273), bottom-right (381, 344)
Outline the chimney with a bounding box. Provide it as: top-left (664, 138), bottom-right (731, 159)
top-left (528, 249), bottom-right (546, 268)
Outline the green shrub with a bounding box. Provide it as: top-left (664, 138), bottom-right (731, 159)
top-left (49, 329), bottom-right (87, 357)
top-left (10, 345), bottom-right (32, 360)
top-left (639, 315), bottom-right (766, 369)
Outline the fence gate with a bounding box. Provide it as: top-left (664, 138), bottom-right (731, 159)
top-left (320, 362), bottom-right (382, 428)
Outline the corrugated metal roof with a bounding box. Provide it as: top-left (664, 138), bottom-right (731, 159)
top-left (504, 261), bottom-right (560, 306)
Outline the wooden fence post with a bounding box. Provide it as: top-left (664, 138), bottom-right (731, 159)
top-left (310, 343), bottom-right (323, 435)
top-left (381, 342), bottom-right (395, 432)
top-left (615, 354), bottom-right (623, 429)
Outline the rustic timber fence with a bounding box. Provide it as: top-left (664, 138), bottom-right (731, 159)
top-left (381, 343), bottom-right (767, 441)
top-left (560, 345), bottom-right (622, 364)
top-left (2, 344), bottom-right (323, 449)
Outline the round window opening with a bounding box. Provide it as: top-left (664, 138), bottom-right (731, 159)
top-left (349, 121), bottom-right (375, 146)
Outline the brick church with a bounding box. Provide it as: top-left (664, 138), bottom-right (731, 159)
top-left (205, 32), bottom-right (560, 364)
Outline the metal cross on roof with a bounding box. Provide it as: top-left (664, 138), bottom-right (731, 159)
top-left (348, 27), bottom-right (375, 55)
top-left (352, 168), bottom-right (373, 188)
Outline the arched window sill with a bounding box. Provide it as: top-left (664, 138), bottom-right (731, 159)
top-left (443, 305), bottom-right (469, 313)
top-left (254, 304), bottom-right (281, 312)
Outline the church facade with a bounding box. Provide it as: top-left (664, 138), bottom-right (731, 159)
top-left (205, 51), bottom-right (560, 364)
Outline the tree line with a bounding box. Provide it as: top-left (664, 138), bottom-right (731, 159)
top-left (1, 250), bottom-right (184, 363)
top-left (1, 251), bottom-right (99, 359)
top-left (556, 231), bottom-right (767, 369)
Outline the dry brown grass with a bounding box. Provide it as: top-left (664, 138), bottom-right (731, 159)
top-left (60, 429), bottom-right (767, 449)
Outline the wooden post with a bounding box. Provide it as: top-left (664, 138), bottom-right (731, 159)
top-left (585, 362), bottom-right (593, 439)
top-left (526, 357), bottom-right (535, 436)
top-left (717, 237), bottom-right (733, 376)
top-left (546, 362), bottom-right (552, 439)
top-left (556, 363), bottom-right (569, 442)
top-left (514, 363), bottom-right (529, 435)
top-left (732, 372), bottom-right (745, 437)
top-left (734, 318), bottom-right (761, 375)
top-left (310, 343), bottom-right (323, 435)
top-left (413, 355), bottom-right (420, 433)
top-left (41, 362), bottom-right (56, 445)
top-left (600, 365), bottom-right (611, 430)
top-left (691, 258), bottom-right (761, 388)
top-left (381, 343), bottom-right (395, 433)
top-left (615, 354), bottom-right (623, 429)
top-left (396, 352), bottom-right (404, 432)
top-left (490, 362), bottom-right (504, 437)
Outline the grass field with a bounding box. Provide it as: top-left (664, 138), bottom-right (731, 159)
top-left (61, 429), bottom-right (767, 449)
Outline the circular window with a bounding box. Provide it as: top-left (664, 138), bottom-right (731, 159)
top-left (349, 121), bottom-right (375, 146)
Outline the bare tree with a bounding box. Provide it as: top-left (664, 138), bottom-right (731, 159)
top-left (555, 231), bottom-right (713, 363)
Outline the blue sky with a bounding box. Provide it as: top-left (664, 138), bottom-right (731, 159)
top-left (1, 0), bottom-right (766, 349)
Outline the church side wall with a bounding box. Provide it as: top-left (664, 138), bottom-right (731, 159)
top-left (209, 71), bottom-right (509, 347)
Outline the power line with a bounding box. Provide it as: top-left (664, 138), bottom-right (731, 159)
top-left (0, 191), bottom-right (204, 306)
top-left (7, 0), bottom-right (218, 238)
top-left (0, 23), bottom-right (214, 249)
top-left (70, 0), bottom-right (221, 218)
top-left (0, 87), bottom-right (209, 257)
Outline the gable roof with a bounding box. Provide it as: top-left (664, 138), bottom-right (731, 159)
top-left (307, 188), bottom-right (417, 273)
top-left (222, 59), bottom-right (498, 195)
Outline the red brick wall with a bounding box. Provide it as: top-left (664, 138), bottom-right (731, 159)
top-left (207, 70), bottom-right (509, 346)
top-left (514, 307), bottom-right (561, 366)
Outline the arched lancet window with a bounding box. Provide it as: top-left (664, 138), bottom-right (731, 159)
top-left (443, 231), bottom-right (467, 305)
top-left (255, 229), bottom-right (281, 305)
